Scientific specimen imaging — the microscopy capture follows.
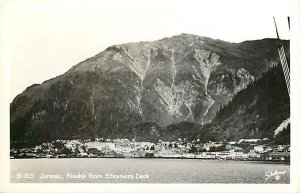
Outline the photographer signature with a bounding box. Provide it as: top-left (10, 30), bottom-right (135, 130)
top-left (265, 170), bottom-right (286, 181)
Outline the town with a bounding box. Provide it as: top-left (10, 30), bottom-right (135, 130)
top-left (10, 138), bottom-right (290, 163)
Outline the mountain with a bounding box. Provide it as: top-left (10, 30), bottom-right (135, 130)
top-left (10, 34), bottom-right (289, 146)
top-left (200, 63), bottom-right (290, 143)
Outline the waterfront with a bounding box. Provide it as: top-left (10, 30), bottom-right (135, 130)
top-left (11, 158), bottom-right (290, 183)
top-left (10, 138), bottom-right (290, 162)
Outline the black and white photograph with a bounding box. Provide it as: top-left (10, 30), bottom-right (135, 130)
top-left (1, 0), bottom-right (300, 192)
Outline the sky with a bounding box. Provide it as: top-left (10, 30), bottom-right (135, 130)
top-left (0, 0), bottom-right (296, 101)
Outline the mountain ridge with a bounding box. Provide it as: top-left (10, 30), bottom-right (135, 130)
top-left (10, 34), bottom-right (289, 146)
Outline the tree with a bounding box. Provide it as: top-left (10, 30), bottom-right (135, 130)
top-left (189, 145), bottom-right (198, 153)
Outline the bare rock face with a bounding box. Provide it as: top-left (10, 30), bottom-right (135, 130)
top-left (205, 64), bottom-right (290, 141)
top-left (10, 34), bottom-right (289, 144)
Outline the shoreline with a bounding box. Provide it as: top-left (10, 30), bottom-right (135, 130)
top-left (10, 156), bottom-right (290, 164)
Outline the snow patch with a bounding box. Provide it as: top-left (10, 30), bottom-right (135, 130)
top-left (274, 118), bottom-right (290, 137)
top-left (201, 97), bottom-right (215, 125)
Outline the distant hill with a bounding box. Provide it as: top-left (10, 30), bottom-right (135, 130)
top-left (10, 34), bottom-right (289, 147)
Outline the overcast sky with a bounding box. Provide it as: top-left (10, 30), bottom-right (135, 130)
top-left (0, 0), bottom-right (295, 101)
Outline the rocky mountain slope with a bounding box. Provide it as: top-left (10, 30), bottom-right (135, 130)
top-left (10, 34), bottom-right (289, 146)
top-left (200, 63), bottom-right (290, 142)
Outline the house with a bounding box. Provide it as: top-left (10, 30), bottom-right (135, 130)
top-left (254, 145), bottom-right (265, 153)
top-left (265, 146), bottom-right (274, 152)
top-left (239, 139), bottom-right (261, 144)
top-left (17, 153), bottom-right (37, 158)
top-left (212, 142), bottom-right (223, 148)
top-left (275, 145), bottom-right (289, 152)
top-left (78, 152), bottom-right (88, 157)
top-left (85, 142), bottom-right (106, 151)
top-left (203, 143), bottom-right (212, 151)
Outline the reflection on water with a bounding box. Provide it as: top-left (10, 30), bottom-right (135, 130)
top-left (11, 158), bottom-right (290, 183)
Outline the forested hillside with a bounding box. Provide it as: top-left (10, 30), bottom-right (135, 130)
top-left (201, 63), bottom-right (290, 143)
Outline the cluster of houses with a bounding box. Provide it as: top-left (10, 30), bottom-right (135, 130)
top-left (10, 137), bottom-right (290, 162)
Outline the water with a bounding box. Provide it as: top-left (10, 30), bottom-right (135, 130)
top-left (10, 158), bottom-right (290, 183)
